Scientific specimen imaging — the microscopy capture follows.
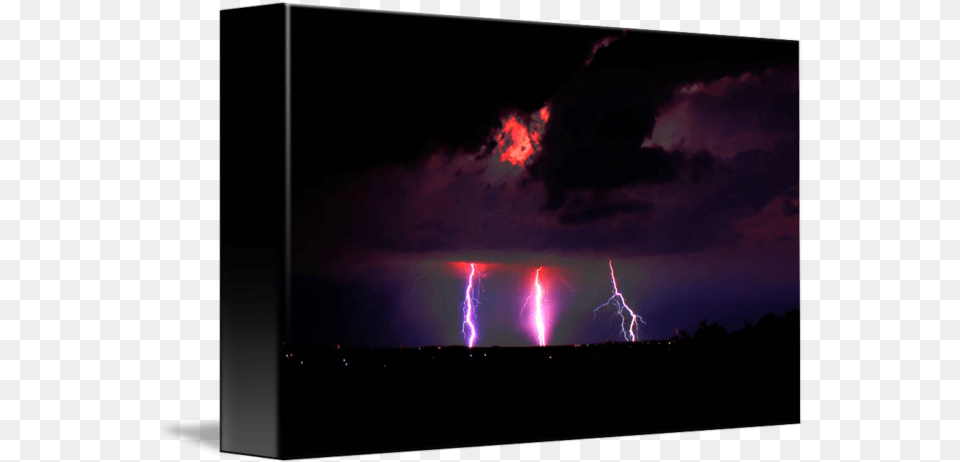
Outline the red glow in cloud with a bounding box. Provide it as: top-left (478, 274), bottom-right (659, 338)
top-left (496, 105), bottom-right (551, 167)
top-left (497, 117), bottom-right (535, 166)
top-left (446, 261), bottom-right (495, 276)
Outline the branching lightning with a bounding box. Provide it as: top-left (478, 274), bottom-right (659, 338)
top-left (594, 259), bottom-right (645, 342)
top-left (462, 263), bottom-right (479, 348)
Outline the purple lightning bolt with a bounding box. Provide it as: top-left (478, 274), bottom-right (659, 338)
top-left (533, 267), bottom-right (546, 347)
top-left (462, 263), bottom-right (479, 348)
top-left (594, 259), bottom-right (645, 342)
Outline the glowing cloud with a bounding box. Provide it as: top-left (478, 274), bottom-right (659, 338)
top-left (496, 105), bottom-right (551, 168)
top-left (497, 117), bottom-right (535, 166)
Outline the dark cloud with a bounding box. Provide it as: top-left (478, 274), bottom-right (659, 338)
top-left (291, 8), bottom-right (614, 194)
top-left (711, 146), bottom-right (798, 214)
top-left (687, 150), bottom-right (715, 183)
top-left (531, 146), bottom-right (680, 210)
top-left (527, 34), bottom-right (797, 213)
top-left (782, 196), bottom-right (800, 217)
top-left (644, 66), bottom-right (800, 158)
top-left (290, 13), bottom-right (799, 273)
top-left (296, 141), bottom-right (797, 276)
top-left (557, 195), bottom-right (654, 225)
top-left (528, 141), bottom-right (798, 255)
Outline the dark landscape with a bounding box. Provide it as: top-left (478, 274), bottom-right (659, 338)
top-left (280, 309), bottom-right (799, 458)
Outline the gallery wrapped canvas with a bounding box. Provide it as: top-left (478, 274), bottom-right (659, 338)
top-left (221, 3), bottom-right (799, 459)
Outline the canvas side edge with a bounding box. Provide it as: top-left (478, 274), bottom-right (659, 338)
top-left (220, 4), bottom-right (289, 459)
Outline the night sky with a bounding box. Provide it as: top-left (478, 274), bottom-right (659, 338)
top-left (289, 8), bottom-right (799, 348)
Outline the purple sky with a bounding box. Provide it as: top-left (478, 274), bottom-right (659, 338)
top-left (290, 19), bottom-right (798, 348)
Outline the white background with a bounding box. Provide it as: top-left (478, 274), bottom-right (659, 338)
top-left (4, 0), bottom-right (956, 461)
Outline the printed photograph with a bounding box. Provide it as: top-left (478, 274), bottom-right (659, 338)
top-left (275, 6), bottom-right (799, 456)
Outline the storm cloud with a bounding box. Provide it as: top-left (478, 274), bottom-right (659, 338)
top-left (292, 21), bottom-right (799, 271)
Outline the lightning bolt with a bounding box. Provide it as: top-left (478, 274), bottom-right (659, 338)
top-left (594, 259), bottom-right (645, 342)
top-left (462, 263), bottom-right (479, 348)
top-left (533, 267), bottom-right (547, 347)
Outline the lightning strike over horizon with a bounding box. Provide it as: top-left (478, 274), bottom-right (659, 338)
top-left (533, 267), bottom-right (547, 346)
top-left (462, 263), bottom-right (479, 348)
top-left (594, 259), bottom-right (646, 342)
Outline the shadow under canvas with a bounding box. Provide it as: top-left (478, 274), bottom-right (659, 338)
top-left (166, 421), bottom-right (219, 451)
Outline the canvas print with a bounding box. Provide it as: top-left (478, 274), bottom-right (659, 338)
top-left (222, 4), bottom-right (799, 459)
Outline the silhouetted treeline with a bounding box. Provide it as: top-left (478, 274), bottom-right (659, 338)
top-left (282, 308), bottom-right (800, 369)
top-left (674, 308), bottom-right (798, 348)
top-left (281, 308), bottom-right (799, 458)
